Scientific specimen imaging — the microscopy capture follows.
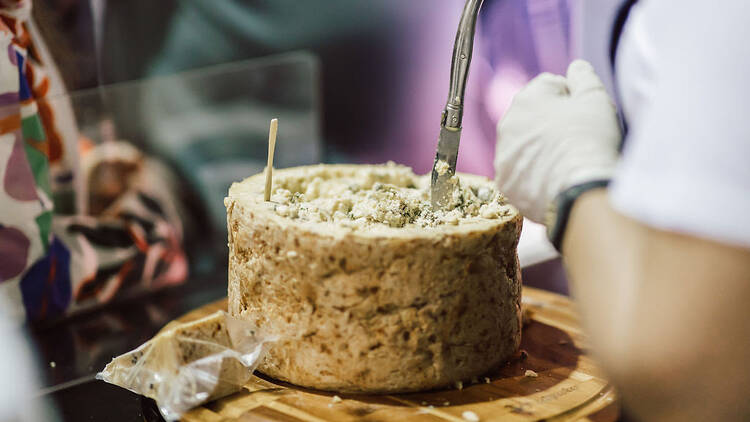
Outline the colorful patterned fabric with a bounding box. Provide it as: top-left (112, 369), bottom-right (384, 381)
top-left (0, 0), bottom-right (187, 322)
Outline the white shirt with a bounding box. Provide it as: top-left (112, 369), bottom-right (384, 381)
top-left (609, 0), bottom-right (750, 248)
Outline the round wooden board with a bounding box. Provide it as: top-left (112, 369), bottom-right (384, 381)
top-left (170, 287), bottom-right (618, 422)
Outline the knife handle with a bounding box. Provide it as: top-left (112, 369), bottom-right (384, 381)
top-left (443, 0), bottom-right (484, 131)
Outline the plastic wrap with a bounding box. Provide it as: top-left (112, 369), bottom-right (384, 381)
top-left (97, 310), bottom-right (276, 421)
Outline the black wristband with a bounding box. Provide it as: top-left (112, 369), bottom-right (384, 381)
top-left (546, 180), bottom-right (610, 252)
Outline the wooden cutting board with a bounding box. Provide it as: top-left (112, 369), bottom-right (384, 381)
top-left (171, 287), bottom-right (618, 422)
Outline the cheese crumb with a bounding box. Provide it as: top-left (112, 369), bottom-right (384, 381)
top-left (275, 205), bottom-right (289, 216)
top-left (477, 187), bottom-right (491, 201)
top-left (435, 159), bottom-right (451, 176)
top-left (524, 370), bottom-right (538, 378)
top-left (331, 395), bottom-right (342, 403)
top-left (484, 377), bottom-right (491, 384)
top-left (443, 401), bottom-right (450, 406)
top-left (455, 380), bottom-right (463, 390)
top-left (462, 410), bottom-right (480, 422)
top-left (49, 361), bottom-right (56, 368)
top-left (286, 250), bottom-right (298, 258)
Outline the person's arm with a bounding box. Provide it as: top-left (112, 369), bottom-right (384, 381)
top-left (564, 189), bottom-right (750, 421)
top-left (495, 55), bottom-right (750, 419)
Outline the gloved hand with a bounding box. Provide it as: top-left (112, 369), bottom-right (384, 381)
top-left (494, 60), bottom-right (622, 223)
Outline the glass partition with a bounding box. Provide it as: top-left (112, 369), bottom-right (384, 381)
top-left (65, 51), bottom-right (322, 238)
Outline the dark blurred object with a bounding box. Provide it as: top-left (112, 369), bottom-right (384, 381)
top-left (98, 0), bottom-right (177, 86)
top-left (33, 0), bottom-right (175, 91)
top-left (33, 0), bottom-right (97, 90)
top-left (45, 381), bottom-right (147, 422)
top-left (521, 257), bottom-right (569, 296)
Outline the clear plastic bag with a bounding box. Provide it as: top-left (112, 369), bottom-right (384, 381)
top-left (97, 310), bottom-right (276, 421)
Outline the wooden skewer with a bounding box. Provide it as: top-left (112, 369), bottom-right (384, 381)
top-left (264, 118), bottom-right (279, 201)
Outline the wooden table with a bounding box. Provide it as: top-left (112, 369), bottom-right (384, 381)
top-left (172, 287), bottom-right (618, 422)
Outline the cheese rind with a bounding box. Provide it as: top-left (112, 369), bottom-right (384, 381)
top-left (226, 164), bottom-right (522, 393)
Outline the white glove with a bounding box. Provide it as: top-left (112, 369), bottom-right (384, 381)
top-left (494, 60), bottom-right (622, 223)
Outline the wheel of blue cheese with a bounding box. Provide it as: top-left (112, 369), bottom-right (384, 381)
top-left (225, 163), bottom-right (522, 393)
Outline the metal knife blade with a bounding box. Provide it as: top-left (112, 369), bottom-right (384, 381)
top-left (429, 0), bottom-right (483, 210)
top-left (430, 125), bottom-right (461, 209)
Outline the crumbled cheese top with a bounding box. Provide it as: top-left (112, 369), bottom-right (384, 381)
top-left (267, 162), bottom-right (511, 229)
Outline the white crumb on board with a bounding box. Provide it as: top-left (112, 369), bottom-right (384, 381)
top-left (462, 410), bottom-right (480, 421)
top-left (524, 369), bottom-right (538, 378)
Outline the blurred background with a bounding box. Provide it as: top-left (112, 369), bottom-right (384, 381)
top-left (33, 0), bottom-right (621, 277)
top-left (5, 1), bottom-right (626, 420)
